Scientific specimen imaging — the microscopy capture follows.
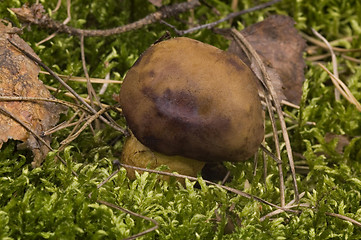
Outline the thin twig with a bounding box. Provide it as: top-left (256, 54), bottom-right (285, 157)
top-left (43, 115), bottom-right (91, 136)
top-left (60, 105), bottom-right (112, 146)
top-left (301, 32), bottom-right (361, 53)
top-left (263, 149), bottom-right (267, 187)
top-left (80, 34), bottom-right (101, 131)
top-left (120, 161), bottom-right (361, 229)
top-left (312, 28), bottom-right (340, 100)
top-left (0, 96), bottom-right (88, 113)
top-left (176, 0), bottom-right (281, 35)
top-left (80, 34), bottom-right (98, 109)
top-left (253, 151), bottom-right (258, 177)
top-left (230, 29), bottom-right (300, 202)
top-left (58, 111), bottom-right (87, 152)
top-left (37, 0), bottom-right (72, 45)
top-left (260, 145), bottom-right (282, 165)
top-left (99, 63), bottom-right (110, 95)
top-left (40, 70), bottom-right (122, 84)
top-left (341, 54), bottom-right (361, 64)
top-left (51, 0), bottom-right (62, 14)
top-left (231, 30), bottom-right (286, 206)
top-left (265, 92), bottom-right (285, 207)
top-left (318, 63), bottom-right (361, 112)
top-left (46, 85), bottom-right (122, 113)
top-left (96, 199), bottom-right (159, 240)
top-left (12, 1), bottom-right (200, 37)
top-left (325, 211), bottom-right (361, 228)
top-left (120, 163), bottom-right (299, 213)
top-left (260, 192), bottom-right (305, 221)
top-left (306, 53), bottom-right (331, 62)
top-left (95, 169), bottom-right (120, 190)
top-left (264, 124), bottom-right (298, 139)
top-left (80, 34), bottom-right (124, 131)
top-left (281, 100), bottom-right (300, 109)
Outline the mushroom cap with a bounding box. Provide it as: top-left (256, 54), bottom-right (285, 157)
top-left (120, 37), bottom-right (264, 163)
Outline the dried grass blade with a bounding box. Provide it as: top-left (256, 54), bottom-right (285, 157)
top-left (311, 28), bottom-right (340, 100)
top-left (318, 63), bottom-right (361, 112)
top-left (230, 28), bottom-right (299, 202)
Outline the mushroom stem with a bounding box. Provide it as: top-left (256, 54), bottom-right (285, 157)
top-left (121, 134), bottom-right (206, 181)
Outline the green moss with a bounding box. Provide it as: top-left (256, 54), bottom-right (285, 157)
top-left (0, 0), bottom-right (361, 239)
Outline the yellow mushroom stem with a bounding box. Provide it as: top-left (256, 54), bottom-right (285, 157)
top-left (121, 133), bottom-right (206, 181)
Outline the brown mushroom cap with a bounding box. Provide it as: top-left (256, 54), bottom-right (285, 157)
top-left (120, 37), bottom-right (264, 163)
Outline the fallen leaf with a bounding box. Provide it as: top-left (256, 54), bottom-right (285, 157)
top-left (228, 15), bottom-right (307, 105)
top-left (0, 20), bottom-right (64, 167)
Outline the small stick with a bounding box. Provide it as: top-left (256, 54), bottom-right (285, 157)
top-left (231, 31), bottom-right (286, 206)
top-left (60, 105), bottom-right (112, 146)
top-left (260, 192), bottom-right (305, 221)
top-left (12, 1), bottom-right (200, 37)
top-left (45, 85), bottom-right (122, 113)
top-left (39, 71), bottom-right (122, 84)
top-left (119, 163), bottom-right (299, 213)
top-left (51, 0), bottom-right (62, 14)
top-left (37, 0), bottom-right (72, 45)
top-left (177, 0), bottom-right (281, 35)
top-left (44, 115), bottom-right (91, 136)
top-left (99, 64), bottom-right (110, 95)
top-left (312, 28), bottom-right (340, 100)
top-left (264, 124), bottom-right (298, 139)
top-left (58, 111), bottom-right (87, 152)
top-left (0, 96), bottom-right (89, 113)
top-left (325, 211), bottom-right (361, 228)
top-left (318, 63), bottom-right (361, 112)
top-left (301, 32), bottom-right (361, 53)
top-left (264, 91), bottom-right (285, 207)
top-left (118, 164), bottom-right (361, 229)
top-left (341, 54), bottom-right (361, 64)
top-left (80, 34), bottom-right (99, 109)
top-left (306, 53), bottom-right (331, 62)
top-left (253, 151), bottom-right (258, 177)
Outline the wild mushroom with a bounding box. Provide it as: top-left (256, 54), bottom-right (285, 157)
top-left (120, 37), bottom-right (264, 179)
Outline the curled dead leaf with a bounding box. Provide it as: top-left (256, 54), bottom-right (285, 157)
top-left (0, 20), bottom-right (65, 167)
top-left (228, 15), bottom-right (307, 105)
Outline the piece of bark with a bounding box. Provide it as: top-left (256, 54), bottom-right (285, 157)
top-left (0, 20), bottom-right (64, 167)
top-left (228, 15), bottom-right (307, 105)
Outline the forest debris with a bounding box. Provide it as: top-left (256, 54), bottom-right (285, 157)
top-left (178, 0), bottom-right (281, 35)
top-left (228, 15), bottom-right (307, 105)
top-left (0, 21), bottom-right (64, 167)
top-left (11, 1), bottom-right (201, 37)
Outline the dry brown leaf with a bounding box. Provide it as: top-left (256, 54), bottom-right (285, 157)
top-left (0, 20), bottom-right (64, 167)
top-left (228, 15), bottom-right (307, 105)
